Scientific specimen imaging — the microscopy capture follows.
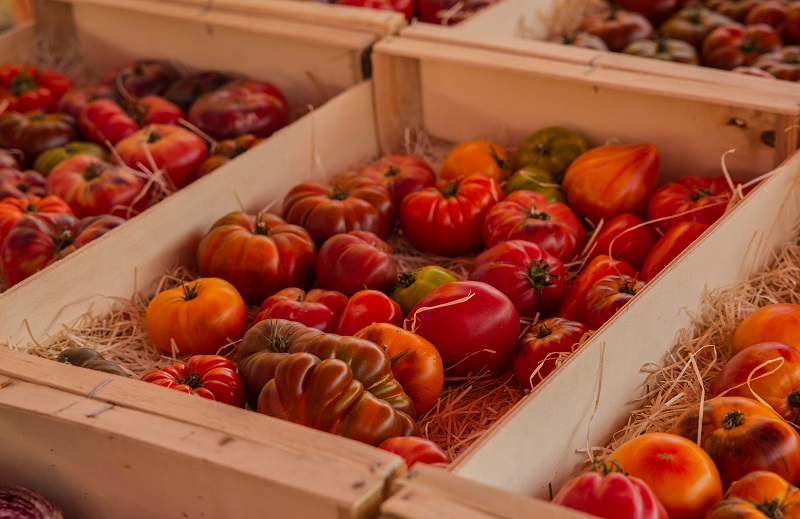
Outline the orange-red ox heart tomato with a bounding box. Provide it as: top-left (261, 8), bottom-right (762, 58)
top-left (315, 230), bottom-right (399, 296)
top-left (404, 280), bottom-right (520, 378)
top-left (145, 277), bottom-right (247, 356)
top-left (512, 317), bottom-right (589, 390)
top-left (140, 354), bottom-right (246, 408)
top-left (562, 142), bottom-right (660, 226)
top-left (731, 303), bottom-right (800, 355)
top-left (705, 470), bottom-right (800, 519)
top-left (639, 221), bottom-right (710, 283)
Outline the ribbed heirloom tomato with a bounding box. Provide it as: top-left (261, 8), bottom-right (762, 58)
top-left (357, 154), bottom-right (436, 207)
top-left (140, 355), bottom-right (246, 408)
top-left (253, 287), bottom-right (348, 333)
top-left (315, 230), bottom-right (398, 296)
top-left (581, 274), bottom-right (646, 330)
top-left (0, 194), bottom-right (73, 251)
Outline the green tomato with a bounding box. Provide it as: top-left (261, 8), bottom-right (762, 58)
top-left (503, 166), bottom-right (566, 203)
top-left (33, 141), bottom-right (108, 176)
top-left (512, 126), bottom-right (587, 181)
top-left (390, 265), bottom-right (459, 316)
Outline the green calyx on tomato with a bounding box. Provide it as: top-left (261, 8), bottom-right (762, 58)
top-left (390, 265), bottom-right (459, 316)
top-left (179, 280), bottom-right (202, 301)
top-left (441, 179), bottom-right (459, 198)
top-left (721, 410), bottom-right (745, 430)
top-left (148, 131), bottom-right (162, 144)
top-left (525, 259), bottom-right (559, 295)
top-left (9, 71), bottom-right (36, 95)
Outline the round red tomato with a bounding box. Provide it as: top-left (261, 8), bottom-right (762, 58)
top-left (336, 289), bottom-right (403, 337)
top-left (400, 172), bottom-right (503, 257)
top-left (701, 22), bottom-right (783, 70)
top-left (468, 239), bottom-right (566, 318)
top-left (581, 274), bottom-right (646, 330)
top-left (481, 189), bottom-right (587, 262)
top-left (512, 317), bottom-right (589, 389)
top-left (197, 211), bottom-right (317, 306)
top-left (585, 213), bottom-right (657, 270)
top-left (646, 175), bottom-right (739, 233)
top-left (145, 277), bottom-right (247, 356)
top-left (730, 303), bottom-right (800, 355)
top-left (140, 354), bottom-right (246, 408)
top-left (640, 221), bottom-right (709, 282)
top-left (377, 437), bottom-right (450, 467)
top-left (253, 287), bottom-right (348, 333)
top-left (404, 280), bottom-right (520, 378)
top-left (579, 6), bottom-right (654, 51)
top-left (315, 230), bottom-right (398, 296)
top-left (356, 154), bottom-right (436, 207)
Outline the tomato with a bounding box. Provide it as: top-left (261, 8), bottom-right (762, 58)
top-left (140, 355), bottom-right (246, 408)
top-left (390, 265), bottom-right (460, 316)
top-left (356, 154), bottom-right (436, 207)
top-left (754, 46), bottom-right (800, 81)
top-left (745, 0), bottom-right (792, 29)
top-left (440, 140), bottom-right (511, 183)
top-left (282, 171), bottom-right (396, 246)
top-left (712, 341), bottom-right (800, 425)
top-left (111, 59), bottom-right (179, 98)
top-left (468, 240), bottom-right (566, 318)
top-left (400, 173), bottom-right (502, 256)
top-left (616, 0), bottom-right (678, 26)
top-left (622, 37), bottom-right (700, 64)
top-left (502, 166), bottom-right (565, 203)
top-left (556, 254), bottom-right (637, 321)
top-left (144, 277), bottom-right (247, 356)
top-left (706, 470), bottom-right (800, 519)
top-left (404, 280), bottom-right (520, 378)
top-left (646, 175), bottom-right (739, 233)
top-left (581, 274), bottom-right (646, 330)
top-left (32, 141), bottom-right (108, 177)
top-left (640, 221), bottom-right (709, 282)
top-left (706, 0), bottom-right (761, 22)
top-left (123, 95), bottom-right (184, 127)
top-left (316, 230), bottom-right (399, 296)
top-left (0, 168), bottom-right (45, 200)
top-left (77, 99), bottom-right (138, 145)
top-left (732, 64), bottom-right (780, 78)
top-left (670, 396), bottom-right (800, 490)
top-left (0, 64), bottom-right (72, 114)
top-left (0, 194), bottom-right (73, 250)
top-left (608, 432), bottom-right (723, 519)
top-left (481, 189), bottom-right (586, 262)
top-left (0, 111), bottom-right (78, 167)
top-left (162, 70), bottom-right (234, 112)
top-left (113, 123), bottom-right (209, 190)
top-left (512, 317), bottom-right (589, 389)
top-left (56, 84), bottom-right (118, 119)
top-left (579, 6), bottom-right (654, 52)
top-left (731, 303), bottom-right (800, 355)
top-left (552, 463), bottom-right (668, 519)
top-left (354, 322), bottom-right (444, 414)
top-left (562, 143), bottom-right (659, 225)
top-left (336, 289), bottom-right (403, 337)
top-left (197, 211), bottom-right (317, 306)
top-left (335, 0), bottom-right (415, 22)
top-left (45, 155), bottom-right (147, 219)
top-left (253, 287), bottom-right (348, 333)
top-left (659, 6), bottom-right (735, 49)
top-left (784, 3), bottom-right (800, 44)
top-left (197, 134), bottom-right (261, 177)
top-left (187, 78), bottom-right (289, 140)
top-left (57, 347), bottom-right (128, 377)
top-left (702, 23), bottom-right (783, 70)
top-left (512, 126), bottom-right (587, 180)
top-left (585, 213), bottom-right (657, 270)
top-left (377, 437), bottom-right (450, 467)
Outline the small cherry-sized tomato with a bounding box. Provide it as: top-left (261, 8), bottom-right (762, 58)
top-left (354, 322), bottom-right (444, 414)
top-left (253, 288), bottom-right (349, 333)
top-left (556, 254), bottom-right (636, 322)
top-left (512, 126), bottom-right (588, 179)
top-left (731, 303), bottom-right (800, 355)
top-left (336, 289), bottom-right (403, 337)
top-left (315, 230), bottom-right (399, 296)
top-left (145, 277), bottom-right (247, 356)
top-left (404, 280), bottom-right (520, 378)
top-left (140, 354), bottom-right (246, 408)
top-left (390, 265), bottom-right (460, 317)
top-left (608, 432), bottom-right (723, 519)
top-left (581, 274), bottom-right (646, 330)
top-left (357, 154), bottom-right (436, 207)
top-left (646, 175), bottom-right (739, 233)
top-left (639, 221), bottom-right (709, 282)
top-left (512, 317), bottom-right (588, 389)
top-left (440, 140), bottom-right (511, 183)
top-left (197, 134), bottom-right (262, 178)
top-left (377, 437), bottom-right (450, 467)
top-left (705, 470), bottom-right (800, 519)
top-left (586, 213), bottom-right (657, 271)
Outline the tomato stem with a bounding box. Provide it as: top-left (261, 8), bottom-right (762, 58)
top-left (441, 180), bottom-right (458, 198)
top-left (84, 163), bottom-right (100, 182)
top-left (53, 227), bottom-right (74, 255)
top-left (148, 132), bottom-right (162, 144)
top-left (489, 146), bottom-right (508, 173)
top-left (721, 409), bottom-right (746, 430)
top-left (253, 213), bottom-right (271, 236)
top-left (178, 371), bottom-right (203, 389)
top-left (691, 188), bottom-right (714, 201)
top-left (180, 280), bottom-right (202, 301)
top-left (524, 205), bottom-right (551, 221)
top-left (396, 271), bottom-right (417, 288)
top-left (329, 183), bottom-right (349, 201)
top-left (385, 164), bottom-right (401, 178)
top-left (756, 498), bottom-right (784, 519)
top-left (9, 71), bottom-right (37, 96)
top-left (535, 323), bottom-right (553, 339)
top-left (619, 279), bottom-right (638, 295)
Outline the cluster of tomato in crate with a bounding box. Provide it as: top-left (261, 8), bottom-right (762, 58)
top-left (552, 302), bottom-right (800, 519)
top-left (311, 0), bottom-right (498, 25)
top-left (563, 0), bottom-right (800, 80)
top-left (0, 59), bottom-right (289, 288)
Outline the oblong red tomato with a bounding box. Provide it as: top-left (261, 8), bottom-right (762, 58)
top-left (512, 317), bottom-right (589, 389)
top-left (357, 154), bottom-right (436, 207)
top-left (316, 230), bottom-right (398, 296)
top-left (731, 303), bottom-right (800, 355)
top-left (646, 175), bottom-right (739, 233)
top-left (555, 254), bottom-right (637, 321)
top-left (640, 221), bottom-right (709, 282)
top-left (585, 213), bottom-right (657, 270)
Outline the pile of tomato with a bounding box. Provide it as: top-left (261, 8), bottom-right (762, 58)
top-left (561, 0), bottom-right (800, 81)
top-left (0, 59), bottom-right (288, 288)
top-left (309, 0), bottom-right (500, 25)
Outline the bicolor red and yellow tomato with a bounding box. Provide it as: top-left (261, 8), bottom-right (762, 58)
top-left (730, 303), bottom-right (800, 354)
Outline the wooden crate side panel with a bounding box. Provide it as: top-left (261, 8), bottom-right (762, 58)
top-left (450, 152), bottom-right (800, 496)
top-left (0, 375), bottom-right (385, 519)
top-left (0, 20), bottom-right (35, 63)
top-left (0, 81), bottom-right (379, 345)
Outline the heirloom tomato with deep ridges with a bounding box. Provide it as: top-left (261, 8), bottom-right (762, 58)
top-left (0, 168), bottom-right (45, 200)
top-left (404, 280), bottom-right (520, 378)
top-left (78, 98), bottom-right (138, 145)
top-left (0, 195), bottom-right (73, 251)
top-left (111, 59), bottom-right (179, 98)
top-left (253, 287), bottom-right (348, 333)
top-left (197, 211), bottom-right (317, 306)
top-left (581, 274), bottom-right (646, 330)
top-left (512, 317), bottom-right (589, 390)
top-left (585, 213), bottom-right (657, 271)
top-left (701, 22), bottom-right (782, 70)
top-left (659, 6), bottom-right (735, 49)
top-left (377, 437), bottom-right (450, 467)
top-left (705, 470), bottom-right (800, 519)
top-left (670, 396), bottom-right (800, 491)
top-left (315, 230), bottom-right (399, 296)
top-left (640, 221), bottom-right (709, 282)
top-left (141, 354), bottom-right (246, 408)
top-left (481, 189), bottom-right (586, 262)
top-left (0, 64), bottom-right (72, 114)
top-left (440, 140), bottom-right (511, 182)
top-left (390, 265), bottom-right (460, 317)
top-left (646, 175), bottom-right (739, 233)
top-left (400, 172), bottom-right (502, 257)
top-left (0, 111), bottom-right (77, 166)
top-left (33, 141), bottom-right (108, 177)
top-left (145, 277), bottom-right (247, 356)
top-left (579, 6), bottom-right (654, 52)
top-left (556, 254), bottom-right (637, 322)
top-left (357, 154), bottom-right (436, 207)
top-left (282, 171), bottom-right (396, 246)
top-left (730, 303), bottom-right (800, 355)
top-left (336, 289), bottom-right (403, 337)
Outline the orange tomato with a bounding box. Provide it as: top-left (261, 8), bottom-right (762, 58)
top-left (608, 432), bottom-right (723, 519)
top-left (705, 470), bottom-right (800, 519)
top-left (731, 303), bottom-right (800, 355)
top-left (440, 140), bottom-right (511, 182)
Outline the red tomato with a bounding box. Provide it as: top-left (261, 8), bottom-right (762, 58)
top-left (145, 277), bottom-right (247, 356)
top-left (253, 287), bottom-right (349, 333)
top-left (581, 274), bottom-right (646, 330)
top-left (585, 213), bottom-right (657, 270)
top-left (125, 95), bottom-right (183, 127)
top-left (163, 70), bottom-right (235, 112)
top-left (197, 211), bottom-right (317, 306)
top-left (56, 84), bottom-right (118, 119)
top-left (440, 140), bottom-right (511, 182)
top-left (701, 22), bottom-right (782, 70)
top-left (646, 175), bottom-right (739, 233)
top-left (0, 64), bottom-right (72, 114)
top-left (784, 3), bottom-right (800, 44)
top-left (562, 143), bottom-right (660, 225)
top-left (336, 289), bottom-right (403, 337)
top-left (481, 189), bottom-right (587, 262)
top-left (377, 437), bottom-right (450, 467)
top-left (0, 111), bottom-right (78, 167)
top-left (140, 354), bottom-right (246, 408)
top-left (608, 432), bottom-right (723, 519)
top-left (404, 280), bottom-right (520, 378)
top-left (356, 154), bottom-right (436, 207)
top-left (706, 0), bottom-right (761, 22)
top-left (512, 317), bottom-right (589, 389)
top-left (659, 6), bottom-right (735, 49)
top-left (730, 303), bottom-right (800, 355)
top-left (416, 0), bottom-right (497, 24)
top-left (579, 7), bottom-right (654, 51)
top-left (111, 59), bottom-right (179, 98)
top-left (399, 173), bottom-right (503, 256)
top-left (754, 46), bottom-right (800, 81)
top-left (113, 123), bottom-right (209, 190)
top-left (640, 221), bottom-right (709, 282)
top-left (468, 239), bottom-right (566, 318)
top-left (335, 0), bottom-right (416, 21)
top-left (0, 168), bottom-right (45, 200)
top-left (77, 98), bottom-right (138, 145)
top-left (0, 194), bottom-right (73, 250)
top-left (315, 230), bottom-right (399, 296)
top-left (45, 155), bottom-right (147, 218)
top-left (617, 0), bottom-right (678, 26)
top-left (556, 254), bottom-right (637, 322)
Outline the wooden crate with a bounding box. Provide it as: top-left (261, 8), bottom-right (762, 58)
top-left (2, 31), bottom-right (800, 518)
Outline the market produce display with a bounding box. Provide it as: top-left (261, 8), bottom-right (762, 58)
top-left (312, 0), bottom-right (501, 24)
